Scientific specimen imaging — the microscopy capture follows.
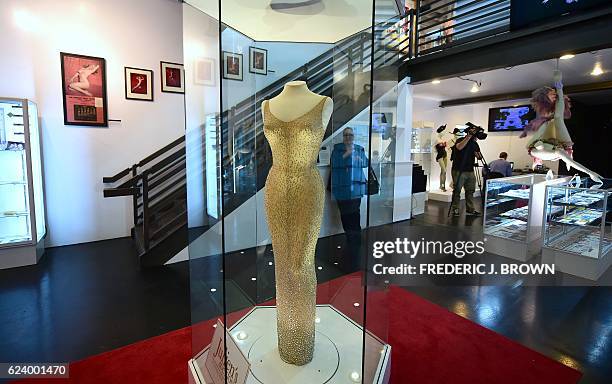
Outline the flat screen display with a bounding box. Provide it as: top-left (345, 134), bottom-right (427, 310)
top-left (511, 0), bottom-right (610, 30)
top-left (488, 105), bottom-right (532, 132)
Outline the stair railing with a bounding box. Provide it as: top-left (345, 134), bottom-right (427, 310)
top-left (102, 136), bottom-right (186, 253)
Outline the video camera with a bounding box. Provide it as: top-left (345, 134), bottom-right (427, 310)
top-left (465, 122), bottom-right (488, 140)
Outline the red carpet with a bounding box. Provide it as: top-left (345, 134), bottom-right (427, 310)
top-left (15, 275), bottom-right (582, 384)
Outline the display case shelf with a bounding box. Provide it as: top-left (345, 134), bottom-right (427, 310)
top-left (0, 211), bottom-right (30, 218)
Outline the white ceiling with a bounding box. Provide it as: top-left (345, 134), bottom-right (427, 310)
top-left (185, 0), bottom-right (374, 43)
top-left (413, 48), bottom-right (612, 102)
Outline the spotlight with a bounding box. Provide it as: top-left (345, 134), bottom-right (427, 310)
top-left (432, 79), bottom-right (441, 84)
top-left (560, 54), bottom-right (575, 60)
top-left (591, 62), bottom-right (603, 76)
top-left (470, 83), bottom-right (479, 93)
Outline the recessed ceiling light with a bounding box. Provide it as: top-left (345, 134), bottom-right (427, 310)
top-left (470, 84), bottom-right (479, 93)
top-left (591, 62), bottom-right (604, 76)
top-left (560, 54), bottom-right (575, 60)
top-left (432, 79), bottom-right (441, 84)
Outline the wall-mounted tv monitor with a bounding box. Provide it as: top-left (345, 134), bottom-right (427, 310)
top-left (488, 105), bottom-right (533, 132)
top-left (511, 0), bottom-right (610, 30)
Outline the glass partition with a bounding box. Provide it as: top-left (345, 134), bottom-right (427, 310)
top-left (185, 1), bottom-right (408, 382)
top-left (27, 101), bottom-right (45, 242)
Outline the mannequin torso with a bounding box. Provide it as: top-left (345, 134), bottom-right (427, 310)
top-left (262, 81), bottom-right (333, 126)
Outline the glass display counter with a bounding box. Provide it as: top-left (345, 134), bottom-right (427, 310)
top-left (0, 98), bottom-right (46, 269)
top-left (483, 174), bottom-right (569, 261)
top-left (541, 184), bottom-right (611, 280)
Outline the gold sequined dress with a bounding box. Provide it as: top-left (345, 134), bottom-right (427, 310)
top-left (263, 97), bottom-right (327, 366)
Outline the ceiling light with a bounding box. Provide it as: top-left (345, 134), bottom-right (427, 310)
top-left (591, 62), bottom-right (604, 76)
top-left (459, 76), bottom-right (481, 94)
top-left (560, 54), bottom-right (575, 60)
top-left (432, 79), bottom-right (441, 84)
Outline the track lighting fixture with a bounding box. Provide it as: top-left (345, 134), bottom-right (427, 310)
top-left (458, 76), bottom-right (481, 93)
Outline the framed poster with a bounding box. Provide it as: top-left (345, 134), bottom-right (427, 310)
top-left (60, 52), bottom-right (108, 127)
top-left (249, 47), bottom-right (267, 75)
top-left (160, 61), bottom-right (185, 93)
top-left (195, 58), bottom-right (215, 86)
top-left (125, 67), bottom-right (153, 101)
top-left (222, 51), bottom-right (243, 81)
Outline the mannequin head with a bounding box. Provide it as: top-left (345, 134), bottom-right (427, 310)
top-left (343, 127), bottom-right (354, 146)
top-left (531, 86), bottom-right (555, 116)
top-left (531, 86), bottom-right (571, 118)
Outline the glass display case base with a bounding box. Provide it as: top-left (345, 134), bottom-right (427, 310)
top-left (484, 235), bottom-right (541, 262)
top-left (188, 305), bottom-right (391, 384)
top-left (542, 247), bottom-right (612, 281)
top-left (0, 241), bottom-right (43, 269)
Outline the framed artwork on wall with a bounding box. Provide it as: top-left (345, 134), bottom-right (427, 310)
top-left (60, 52), bottom-right (108, 126)
top-left (125, 67), bottom-right (153, 101)
top-left (195, 58), bottom-right (215, 86)
top-left (222, 51), bottom-right (243, 81)
top-left (249, 47), bottom-right (267, 75)
top-left (160, 61), bottom-right (185, 93)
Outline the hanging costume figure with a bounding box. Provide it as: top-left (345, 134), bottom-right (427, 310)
top-left (522, 68), bottom-right (602, 183)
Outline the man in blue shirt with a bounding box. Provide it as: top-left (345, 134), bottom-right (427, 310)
top-left (488, 152), bottom-right (513, 178)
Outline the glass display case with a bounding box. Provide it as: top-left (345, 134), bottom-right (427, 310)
top-left (183, 1), bottom-right (401, 383)
top-left (0, 98), bottom-right (46, 269)
top-left (483, 174), bottom-right (569, 261)
top-left (541, 183), bottom-right (611, 280)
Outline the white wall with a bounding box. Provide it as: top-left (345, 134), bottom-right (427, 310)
top-left (413, 96), bottom-right (559, 190)
top-left (1, 0), bottom-right (185, 246)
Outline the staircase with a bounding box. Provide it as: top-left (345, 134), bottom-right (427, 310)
top-left (103, 6), bottom-right (411, 266)
top-left (102, 137), bottom-right (187, 267)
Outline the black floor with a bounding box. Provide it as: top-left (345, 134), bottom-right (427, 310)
top-left (1, 200), bottom-right (611, 383)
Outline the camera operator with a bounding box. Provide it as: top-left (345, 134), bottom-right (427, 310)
top-left (450, 125), bottom-right (483, 217)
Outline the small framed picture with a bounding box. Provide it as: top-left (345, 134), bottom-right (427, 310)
top-left (195, 58), bottom-right (215, 86)
top-left (60, 52), bottom-right (108, 126)
top-left (160, 61), bottom-right (185, 93)
top-left (222, 51), bottom-right (243, 81)
top-left (249, 47), bottom-right (267, 75)
top-left (125, 67), bottom-right (153, 101)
